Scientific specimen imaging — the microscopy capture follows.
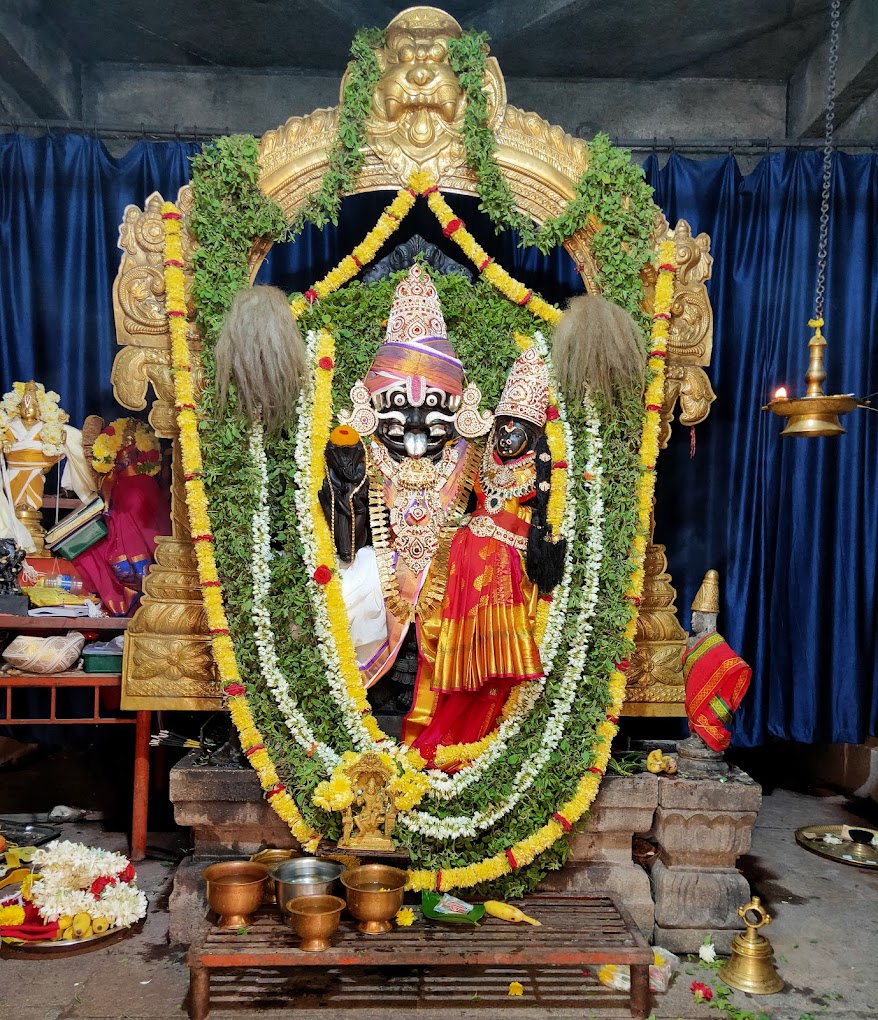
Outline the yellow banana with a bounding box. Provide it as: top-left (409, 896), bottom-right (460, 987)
top-left (72, 912), bottom-right (92, 938)
top-left (484, 900), bottom-right (541, 926)
top-left (91, 916), bottom-right (110, 934)
top-left (56, 914), bottom-right (73, 931)
top-left (646, 749), bottom-right (665, 773)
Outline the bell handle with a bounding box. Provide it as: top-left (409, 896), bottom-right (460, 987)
top-left (737, 895), bottom-right (772, 932)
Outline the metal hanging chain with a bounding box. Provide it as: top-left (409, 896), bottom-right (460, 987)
top-left (814, 0), bottom-right (841, 320)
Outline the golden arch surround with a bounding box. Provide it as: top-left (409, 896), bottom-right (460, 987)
top-left (113, 6), bottom-right (714, 713)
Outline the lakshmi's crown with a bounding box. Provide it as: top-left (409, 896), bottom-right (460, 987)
top-left (495, 347), bottom-right (550, 427)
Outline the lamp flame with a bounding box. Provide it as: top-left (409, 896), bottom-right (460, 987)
top-left (773, 387), bottom-right (788, 400)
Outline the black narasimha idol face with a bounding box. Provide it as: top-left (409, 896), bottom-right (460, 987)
top-left (374, 383), bottom-right (461, 461)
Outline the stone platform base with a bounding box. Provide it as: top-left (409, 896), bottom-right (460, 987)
top-left (169, 755), bottom-right (761, 951)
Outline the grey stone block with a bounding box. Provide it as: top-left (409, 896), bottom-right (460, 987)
top-left (168, 856), bottom-right (212, 946)
top-left (539, 861), bottom-right (654, 942)
top-left (651, 858), bottom-right (750, 931)
top-left (653, 806), bottom-right (758, 868)
top-left (657, 770), bottom-right (761, 812)
top-left (652, 923), bottom-right (739, 956)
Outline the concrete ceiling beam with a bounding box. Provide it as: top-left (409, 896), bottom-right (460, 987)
top-left (0, 0), bottom-right (80, 119)
top-left (788, 0), bottom-right (878, 139)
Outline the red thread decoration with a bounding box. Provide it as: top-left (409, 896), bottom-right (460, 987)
top-left (478, 257), bottom-right (493, 272)
top-left (690, 425), bottom-right (697, 459)
top-left (351, 254), bottom-right (362, 269)
top-left (442, 218), bottom-right (463, 238)
top-left (658, 263), bottom-right (676, 272)
top-left (646, 404), bottom-right (661, 412)
top-left (223, 683), bottom-right (245, 697)
top-left (209, 627), bottom-right (230, 636)
top-left (552, 812), bottom-right (572, 832)
top-left (553, 460), bottom-right (568, 470)
top-left (163, 259), bottom-right (184, 268)
top-left (161, 211), bottom-right (182, 220)
top-left (245, 744), bottom-right (265, 756)
top-left (167, 309), bottom-right (186, 318)
top-left (505, 849), bottom-right (518, 870)
top-left (200, 580), bottom-right (221, 588)
top-left (517, 290), bottom-right (533, 307)
top-left (587, 766), bottom-right (604, 775)
top-left (423, 184), bottom-right (439, 196)
top-left (267, 783), bottom-right (286, 799)
top-left (435, 871), bottom-right (443, 891)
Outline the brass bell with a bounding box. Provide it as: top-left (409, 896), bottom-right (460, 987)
top-left (718, 896), bottom-right (784, 995)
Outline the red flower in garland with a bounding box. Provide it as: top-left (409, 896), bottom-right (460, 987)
top-left (318, 356), bottom-right (334, 370)
top-left (118, 862), bottom-right (135, 883)
top-left (690, 981), bottom-right (713, 1003)
top-left (313, 565), bottom-right (333, 585)
top-left (545, 406), bottom-right (560, 422)
top-left (89, 876), bottom-right (117, 898)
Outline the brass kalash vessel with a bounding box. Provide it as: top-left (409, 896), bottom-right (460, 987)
top-left (718, 896), bottom-right (784, 995)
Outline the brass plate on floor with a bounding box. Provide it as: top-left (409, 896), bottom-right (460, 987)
top-left (795, 824), bottom-right (878, 869)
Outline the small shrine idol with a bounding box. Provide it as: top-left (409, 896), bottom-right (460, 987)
top-left (678, 569), bottom-right (753, 777)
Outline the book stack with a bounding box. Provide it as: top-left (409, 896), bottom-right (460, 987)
top-left (44, 496), bottom-right (107, 559)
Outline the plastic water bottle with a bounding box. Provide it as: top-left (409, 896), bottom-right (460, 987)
top-left (40, 574), bottom-right (84, 594)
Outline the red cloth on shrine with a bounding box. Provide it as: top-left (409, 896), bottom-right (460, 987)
top-left (683, 631), bottom-right (752, 752)
top-left (73, 473), bottom-right (171, 616)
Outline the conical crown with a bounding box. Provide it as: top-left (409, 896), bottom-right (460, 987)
top-left (495, 346), bottom-right (550, 427)
top-left (691, 569), bottom-right (720, 614)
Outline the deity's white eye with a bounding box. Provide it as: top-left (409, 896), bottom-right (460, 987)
top-left (426, 393), bottom-right (438, 407)
top-left (429, 42), bottom-right (446, 61)
top-left (392, 392), bottom-right (407, 407)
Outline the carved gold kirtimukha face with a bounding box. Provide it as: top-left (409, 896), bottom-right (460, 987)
top-left (367, 8), bottom-right (466, 180)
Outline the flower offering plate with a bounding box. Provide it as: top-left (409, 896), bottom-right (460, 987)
top-left (795, 824), bottom-right (878, 869)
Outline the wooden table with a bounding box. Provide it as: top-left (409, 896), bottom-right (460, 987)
top-left (0, 614), bottom-right (150, 861)
top-left (187, 893), bottom-right (653, 1019)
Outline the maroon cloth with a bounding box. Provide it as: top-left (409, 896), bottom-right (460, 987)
top-left (73, 474), bottom-right (171, 616)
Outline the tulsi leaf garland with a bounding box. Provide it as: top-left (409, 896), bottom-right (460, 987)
top-left (178, 58), bottom-right (670, 895)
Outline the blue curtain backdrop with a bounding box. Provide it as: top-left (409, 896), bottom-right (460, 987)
top-left (1, 134), bottom-right (876, 745)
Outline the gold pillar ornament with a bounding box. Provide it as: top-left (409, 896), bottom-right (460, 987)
top-left (110, 7), bottom-right (713, 713)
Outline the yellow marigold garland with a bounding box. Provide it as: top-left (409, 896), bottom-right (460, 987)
top-left (307, 332), bottom-right (387, 743)
top-left (289, 186), bottom-right (417, 319)
top-left (160, 201), bottom-right (321, 853)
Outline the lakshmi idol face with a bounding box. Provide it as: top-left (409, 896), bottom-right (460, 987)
top-left (373, 382), bottom-right (460, 461)
top-left (495, 416), bottom-right (541, 461)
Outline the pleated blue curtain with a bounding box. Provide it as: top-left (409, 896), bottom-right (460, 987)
top-left (646, 152), bottom-right (878, 745)
top-left (1, 134), bottom-right (877, 744)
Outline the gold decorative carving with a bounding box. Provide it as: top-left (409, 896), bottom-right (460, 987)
top-left (339, 753), bottom-right (399, 852)
top-left (111, 7), bottom-right (714, 716)
top-left (624, 527), bottom-right (688, 716)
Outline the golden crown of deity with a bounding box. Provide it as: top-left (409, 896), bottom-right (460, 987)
top-left (691, 569), bottom-right (720, 614)
top-left (495, 346), bottom-right (550, 427)
top-left (384, 263), bottom-right (446, 344)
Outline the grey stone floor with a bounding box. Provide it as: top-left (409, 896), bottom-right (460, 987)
top-left (3, 785), bottom-right (877, 1020)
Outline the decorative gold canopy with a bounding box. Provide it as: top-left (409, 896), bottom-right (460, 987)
top-left (111, 7), bottom-right (714, 712)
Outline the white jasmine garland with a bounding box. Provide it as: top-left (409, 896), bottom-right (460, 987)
top-left (98, 883), bottom-right (149, 928)
top-left (250, 328), bottom-right (609, 837)
top-left (249, 415), bottom-right (340, 772)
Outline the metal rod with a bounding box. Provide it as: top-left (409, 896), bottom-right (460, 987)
top-left (0, 117), bottom-right (875, 153)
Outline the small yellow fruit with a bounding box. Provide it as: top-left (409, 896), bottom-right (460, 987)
top-left (484, 900), bottom-right (541, 926)
top-left (91, 916), bottom-right (110, 934)
top-left (72, 912), bottom-right (92, 938)
top-left (63, 926), bottom-right (78, 941)
top-left (646, 749), bottom-right (666, 773)
top-left (662, 755), bottom-right (678, 775)
top-left (57, 914), bottom-right (73, 931)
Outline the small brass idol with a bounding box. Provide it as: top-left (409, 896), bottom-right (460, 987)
top-left (718, 896), bottom-right (784, 995)
top-left (338, 752), bottom-right (399, 852)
